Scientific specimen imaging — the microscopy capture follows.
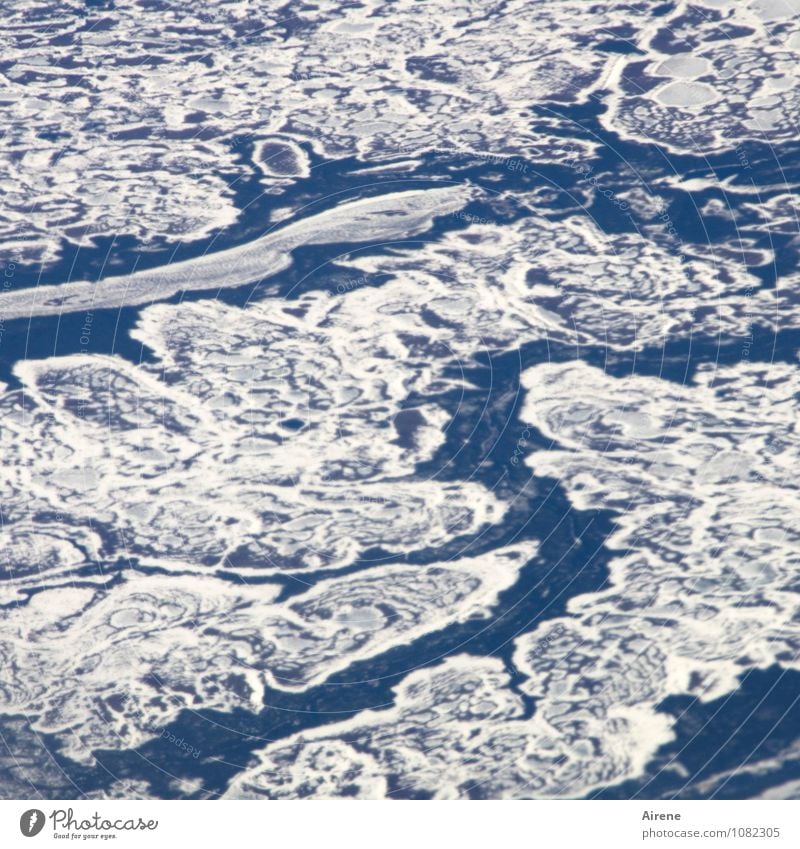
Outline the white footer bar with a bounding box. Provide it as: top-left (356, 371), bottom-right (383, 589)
top-left (1, 799), bottom-right (797, 848)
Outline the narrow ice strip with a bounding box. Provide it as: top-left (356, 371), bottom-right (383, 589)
top-left (0, 184), bottom-right (473, 320)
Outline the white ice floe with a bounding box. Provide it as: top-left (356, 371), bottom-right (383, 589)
top-left (253, 138), bottom-right (311, 181)
top-left (224, 356), bottom-right (800, 799)
top-left (0, 0), bottom-right (673, 265)
top-left (0, 543), bottom-right (536, 763)
top-left (3, 283), bottom-right (506, 579)
top-left (333, 212), bottom-right (779, 353)
top-left (3, 1), bottom-right (796, 265)
top-left (655, 81), bottom-right (719, 108)
top-left (602, 1), bottom-right (800, 154)
top-left (2, 206), bottom-right (553, 765)
top-left (511, 360), bottom-right (800, 784)
top-left (0, 186), bottom-right (792, 789)
top-left (223, 651), bottom-right (672, 799)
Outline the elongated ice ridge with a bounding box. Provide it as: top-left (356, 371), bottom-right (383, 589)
top-left (0, 184), bottom-right (472, 320)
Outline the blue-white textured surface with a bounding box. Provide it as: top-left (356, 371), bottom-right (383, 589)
top-left (1, 0), bottom-right (800, 800)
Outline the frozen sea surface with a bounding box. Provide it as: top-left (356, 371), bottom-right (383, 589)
top-left (2, 0), bottom-right (800, 800)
